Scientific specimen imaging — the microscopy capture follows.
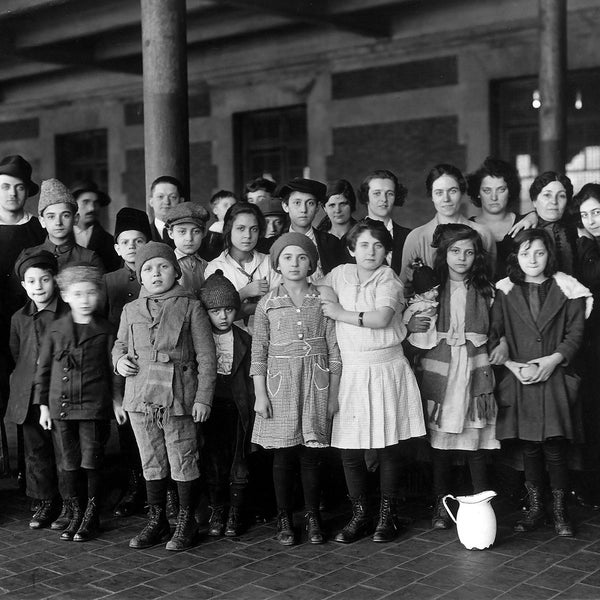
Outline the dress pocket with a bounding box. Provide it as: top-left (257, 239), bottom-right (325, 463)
top-left (313, 363), bottom-right (330, 391)
top-left (266, 371), bottom-right (282, 398)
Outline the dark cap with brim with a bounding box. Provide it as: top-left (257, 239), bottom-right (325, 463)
top-left (14, 248), bottom-right (58, 280)
top-left (70, 179), bottom-right (110, 206)
top-left (0, 155), bottom-right (39, 197)
top-left (277, 178), bottom-right (326, 204)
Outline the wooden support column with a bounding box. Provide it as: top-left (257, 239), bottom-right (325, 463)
top-left (140, 0), bottom-right (190, 199)
top-left (538, 0), bottom-right (567, 172)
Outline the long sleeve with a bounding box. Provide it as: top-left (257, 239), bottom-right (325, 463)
top-left (9, 315), bottom-right (20, 364)
top-left (249, 298), bottom-right (270, 377)
top-left (111, 305), bottom-right (129, 370)
top-left (488, 292), bottom-right (506, 352)
top-left (33, 333), bottom-right (54, 406)
top-left (325, 316), bottom-right (341, 374)
top-left (577, 237), bottom-right (600, 288)
top-left (555, 297), bottom-right (585, 365)
top-left (190, 301), bottom-right (217, 406)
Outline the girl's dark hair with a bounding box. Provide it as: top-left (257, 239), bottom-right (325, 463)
top-left (426, 164), bottom-right (466, 196)
top-left (466, 157), bottom-right (521, 209)
top-left (325, 179), bottom-right (357, 211)
top-left (357, 169), bottom-right (408, 207)
top-left (222, 202), bottom-right (265, 251)
top-left (506, 228), bottom-right (557, 284)
top-left (572, 182), bottom-right (600, 228)
top-left (431, 223), bottom-right (493, 298)
top-left (345, 219), bottom-right (393, 254)
top-left (529, 171), bottom-right (573, 204)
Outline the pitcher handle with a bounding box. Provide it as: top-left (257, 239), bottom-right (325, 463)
top-left (442, 494), bottom-right (458, 525)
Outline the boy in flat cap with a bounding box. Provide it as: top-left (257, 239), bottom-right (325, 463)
top-left (279, 177), bottom-right (345, 282)
top-left (166, 202), bottom-right (210, 299)
top-left (113, 242), bottom-right (216, 551)
top-left (71, 179), bottom-right (120, 273)
top-left (102, 207), bottom-right (152, 518)
top-left (7, 249), bottom-right (68, 530)
top-left (29, 178), bottom-right (104, 273)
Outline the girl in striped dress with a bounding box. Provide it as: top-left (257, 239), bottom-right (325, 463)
top-left (319, 220), bottom-right (425, 544)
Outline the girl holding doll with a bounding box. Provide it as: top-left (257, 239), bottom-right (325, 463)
top-left (319, 220), bottom-right (425, 544)
top-left (417, 224), bottom-right (497, 530)
top-left (489, 229), bottom-right (591, 536)
top-left (251, 233), bottom-right (341, 546)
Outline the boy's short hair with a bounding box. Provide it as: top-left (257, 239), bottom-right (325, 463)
top-left (14, 248), bottom-right (58, 280)
top-left (56, 265), bottom-right (103, 293)
top-left (210, 189), bottom-right (238, 206)
top-left (150, 175), bottom-right (184, 197)
top-left (244, 177), bottom-right (276, 198)
top-left (38, 178), bottom-right (78, 216)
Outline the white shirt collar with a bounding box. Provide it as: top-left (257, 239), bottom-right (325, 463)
top-left (0, 211), bottom-right (33, 226)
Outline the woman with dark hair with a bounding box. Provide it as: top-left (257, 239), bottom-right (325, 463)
top-left (467, 157), bottom-right (523, 278)
top-left (400, 164), bottom-right (496, 284)
top-left (317, 179), bottom-right (357, 241)
top-left (356, 169), bottom-right (411, 275)
top-left (489, 228), bottom-right (591, 536)
top-left (528, 171), bottom-right (578, 276)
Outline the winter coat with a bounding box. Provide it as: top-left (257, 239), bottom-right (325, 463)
top-left (86, 223), bottom-right (120, 273)
top-left (102, 265), bottom-right (141, 330)
top-left (33, 313), bottom-right (117, 420)
top-left (489, 273), bottom-right (591, 442)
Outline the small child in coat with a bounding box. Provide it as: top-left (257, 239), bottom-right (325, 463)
top-left (199, 269), bottom-right (254, 538)
top-left (166, 202), bottom-right (210, 299)
top-left (102, 207), bottom-right (152, 518)
top-left (35, 265), bottom-right (126, 542)
top-left (113, 242), bottom-right (216, 551)
top-left (7, 249), bottom-right (68, 530)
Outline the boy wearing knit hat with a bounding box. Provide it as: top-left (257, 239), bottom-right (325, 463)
top-left (166, 202), bottom-right (210, 299)
top-left (199, 270), bottom-right (254, 538)
top-left (102, 207), bottom-right (152, 518)
top-left (113, 241), bottom-right (216, 551)
top-left (30, 178), bottom-right (104, 273)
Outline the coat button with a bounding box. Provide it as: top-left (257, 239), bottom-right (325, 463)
top-left (182, 366), bottom-right (187, 372)
top-left (537, 338), bottom-right (541, 342)
top-left (61, 394), bottom-right (67, 399)
top-left (62, 376), bottom-right (69, 382)
top-left (63, 367), bottom-right (69, 372)
top-left (127, 293), bottom-right (132, 297)
top-left (60, 412), bottom-right (67, 418)
top-left (129, 276), bottom-right (135, 281)
top-left (61, 402), bottom-right (68, 407)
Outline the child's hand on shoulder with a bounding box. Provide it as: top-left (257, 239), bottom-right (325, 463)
top-left (193, 403), bottom-right (211, 423)
top-left (116, 355), bottom-right (139, 377)
top-left (39, 405), bottom-right (52, 430)
top-left (254, 393), bottom-right (273, 419)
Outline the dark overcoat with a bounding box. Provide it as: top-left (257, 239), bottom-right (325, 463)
top-left (489, 274), bottom-right (589, 442)
top-left (87, 224), bottom-right (120, 273)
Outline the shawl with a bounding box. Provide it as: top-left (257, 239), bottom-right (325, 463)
top-left (138, 283), bottom-right (196, 427)
top-left (420, 282), bottom-right (495, 427)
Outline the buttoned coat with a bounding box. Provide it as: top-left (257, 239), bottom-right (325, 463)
top-left (87, 223), bottom-right (120, 273)
top-left (489, 275), bottom-right (588, 442)
top-left (33, 313), bottom-right (117, 420)
top-left (102, 265), bottom-right (140, 330)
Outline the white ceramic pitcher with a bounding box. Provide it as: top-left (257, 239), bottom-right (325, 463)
top-left (442, 490), bottom-right (497, 550)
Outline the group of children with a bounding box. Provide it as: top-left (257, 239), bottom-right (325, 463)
top-left (6, 167), bottom-right (593, 555)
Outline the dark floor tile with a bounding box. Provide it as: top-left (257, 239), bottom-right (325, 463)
top-left (418, 564), bottom-right (480, 591)
top-left (527, 565), bottom-right (587, 591)
top-left (271, 584), bottom-right (332, 600)
top-left (246, 552), bottom-right (303, 575)
top-left (256, 567), bottom-right (317, 592)
top-left (328, 584), bottom-right (387, 599)
top-left (131, 552), bottom-right (202, 576)
top-left (312, 566), bottom-right (369, 593)
top-left (554, 582), bottom-right (600, 599)
top-left (160, 583), bottom-right (221, 599)
top-left (580, 567), bottom-right (600, 586)
top-left (89, 569), bottom-right (154, 593)
top-left (202, 567), bottom-right (266, 592)
top-left (216, 583), bottom-right (276, 599)
top-left (572, 524), bottom-right (600, 542)
top-left (381, 537), bottom-right (442, 558)
top-left (556, 550), bottom-right (600, 572)
top-left (380, 582), bottom-right (443, 600)
top-left (363, 566), bottom-right (422, 591)
top-left (106, 584), bottom-right (165, 599)
top-left (48, 587), bottom-right (109, 600)
top-left (351, 551), bottom-right (407, 575)
top-left (471, 565), bottom-right (531, 591)
top-left (503, 550), bottom-right (559, 573)
top-left (398, 551), bottom-right (458, 575)
top-left (438, 582), bottom-right (503, 600)
top-left (0, 568), bottom-right (62, 592)
top-left (335, 538), bottom-right (389, 559)
top-left (497, 582), bottom-right (558, 599)
top-left (297, 551), bottom-right (355, 575)
top-left (144, 567), bottom-right (212, 593)
top-left (488, 535), bottom-right (542, 557)
top-left (0, 583), bottom-right (59, 600)
top-left (536, 537), bottom-right (591, 557)
top-left (237, 538), bottom-right (291, 559)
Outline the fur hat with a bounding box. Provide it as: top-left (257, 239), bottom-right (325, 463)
top-left (165, 202), bottom-right (210, 229)
top-left (277, 177), bottom-right (326, 204)
top-left (70, 179), bottom-right (111, 206)
top-left (114, 207), bottom-right (152, 242)
top-left (0, 155), bottom-right (39, 197)
top-left (270, 232), bottom-right (319, 276)
top-left (409, 258), bottom-right (439, 294)
top-left (200, 269), bottom-right (241, 311)
top-left (14, 248), bottom-right (58, 280)
top-left (135, 241), bottom-right (181, 281)
top-left (38, 178), bottom-right (77, 216)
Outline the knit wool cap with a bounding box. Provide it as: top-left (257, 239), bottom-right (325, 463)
top-left (165, 202), bottom-right (210, 229)
top-left (38, 178), bottom-right (78, 216)
top-left (14, 248), bottom-right (58, 280)
top-left (135, 241), bottom-right (181, 281)
top-left (270, 232), bottom-right (318, 276)
top-left (200, 269), bottom-right (241, 311)
top-left (114, 207), bottom-right (152, 242)
top-left (410, 258), bottom-right (440, 294)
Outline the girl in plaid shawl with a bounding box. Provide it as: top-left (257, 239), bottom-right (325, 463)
top-left (418, 224), bottom-right (497, 530)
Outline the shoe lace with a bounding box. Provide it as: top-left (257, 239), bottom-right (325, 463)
top-left (173, 507), bottom-right (190, 537)
top-left (278, 512), bottom-right (292, 531)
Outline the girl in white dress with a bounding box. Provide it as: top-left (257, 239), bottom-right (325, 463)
top-left (319, 220), bottom-right (425, 544)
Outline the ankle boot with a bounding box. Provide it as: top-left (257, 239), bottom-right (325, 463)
top-left (73, 497), bottom-right (100, 542)
top-left (552, 489), bottom-right (574, 537)
top-left (166, 506), bottom-right (198, 551)
top-left (514, 481), bottom-right (545, 532)
top-left (60, 497), bottom-right (83, 541)
top-left (208, 505), bottom-right (225, 537)
top-left (129, 505), bottom-right (171, 549)
top-left (373, 495), bottom-right (400, 542)
top-left (166, 485), bottom-right (179, 520)
top-left (50, 500), bottom-right (73, 531)
top-left (305, 510), bottom-right (324, 544)
top-left (276, 510), bottom-right (295, 546)
top-left (224, 506), bottom-right (242, 537)
top-left (334, 495), bottom-right (370, 544)
top-left (114, 470), bottom-right (145, 517)
top-left (431, 495), bottom-right (452, 530)
top-left (29, 499), bottom-right (54, 529)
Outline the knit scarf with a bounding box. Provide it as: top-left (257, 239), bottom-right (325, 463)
top-left (138, 283), bottom-right (196, 428)
top-left (420, 282), bottom-right (495, 428)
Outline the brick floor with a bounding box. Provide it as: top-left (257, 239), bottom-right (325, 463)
top-left (1, 480), bottom-right (600, 600)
